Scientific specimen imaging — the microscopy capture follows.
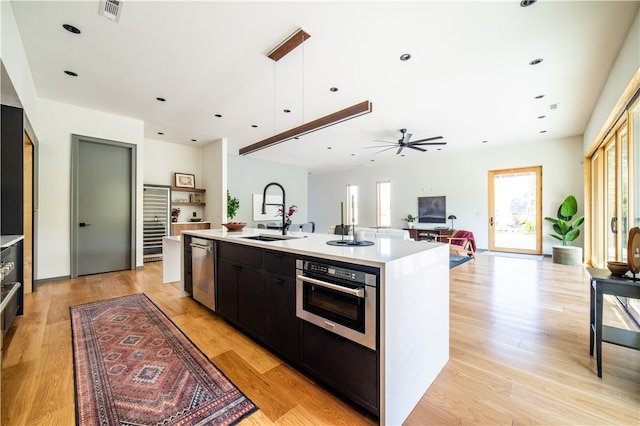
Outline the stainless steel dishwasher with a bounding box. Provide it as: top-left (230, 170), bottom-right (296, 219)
top-left (190, 237), bottom-right (216, 311)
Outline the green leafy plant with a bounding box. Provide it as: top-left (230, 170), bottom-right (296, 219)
top-left (227, 190), bottom-right (240, 220)
top-left (544, 195), bottom-right (584, 246)
top-left (403, 214), bottom-right (417, 223)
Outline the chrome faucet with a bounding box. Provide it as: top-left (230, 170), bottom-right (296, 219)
top-left (261, 182), bottom-right (287, 235)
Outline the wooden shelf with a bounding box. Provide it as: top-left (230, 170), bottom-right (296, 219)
top-left (172, 202), bottom-right (205, 207)
top-left (172, 187), bottom-right (205, 193)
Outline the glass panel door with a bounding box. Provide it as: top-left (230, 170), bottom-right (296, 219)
top-left (488, 166), bottom-right (542, 254)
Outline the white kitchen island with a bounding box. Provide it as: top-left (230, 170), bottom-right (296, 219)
top-left (181, 228), bottom-right (449, 425)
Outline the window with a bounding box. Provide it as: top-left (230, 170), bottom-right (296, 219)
top-left (377, 181), bottom-right (391, 227)
top-left (346, 184), bottom-right (358, 225)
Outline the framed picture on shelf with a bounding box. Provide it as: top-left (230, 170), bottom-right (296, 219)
top-left (174, 172), bottom-right (195, 188)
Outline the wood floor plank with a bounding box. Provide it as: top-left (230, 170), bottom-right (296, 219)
top-left (1, 254), bottom-right (639, 425)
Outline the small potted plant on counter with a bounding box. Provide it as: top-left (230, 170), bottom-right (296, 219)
top-left (403, 214), bottom-right (417, 228)
top-left (171, 207), bottom-right (180, 223)
top-left (224, 190), bottom-right (246, 231)
top-left (544, 194), bottom-right (584, 265)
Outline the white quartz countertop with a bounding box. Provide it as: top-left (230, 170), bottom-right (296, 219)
top-left (182, 227), bottom-right (442, 267)
top-left (1, 235), bottom-right (24, 248)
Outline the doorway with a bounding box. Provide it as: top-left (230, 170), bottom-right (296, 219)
top-left (71, 135), bottom-right (136, 277)
top-left (488, 166), bottom-right (542, 254)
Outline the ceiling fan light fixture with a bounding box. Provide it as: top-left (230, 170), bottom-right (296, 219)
top-left (240, 100), bottom-right (373, 155)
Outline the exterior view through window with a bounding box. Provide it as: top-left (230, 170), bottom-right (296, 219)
top-left (377, 181), bottom-right (391, 227)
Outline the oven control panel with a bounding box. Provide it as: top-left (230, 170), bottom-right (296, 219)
top-left (301, 260), bottom-right (377, 286)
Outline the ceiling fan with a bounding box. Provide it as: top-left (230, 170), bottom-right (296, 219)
top-left (366, 128), bottom-right (446, 155)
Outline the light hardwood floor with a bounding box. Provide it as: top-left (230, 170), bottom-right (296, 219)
top-left (2, 253), bottom-right (639, 425)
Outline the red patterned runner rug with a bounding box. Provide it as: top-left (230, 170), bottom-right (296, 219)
top-left (70, 293), bottom-right (257, 425)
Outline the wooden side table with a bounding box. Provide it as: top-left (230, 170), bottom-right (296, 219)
top-left (585, 267), bottom-right (640, 377)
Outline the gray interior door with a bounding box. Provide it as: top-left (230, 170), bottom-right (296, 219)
top-left (72, 136), bottom-right (135, 277)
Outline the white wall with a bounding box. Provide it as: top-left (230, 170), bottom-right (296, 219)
top-left (309, 136), bottom-right (583, 254)
top-left (37, 99), bottom-right (144, 279)
top-left (227, 154), bottom-right (308, 225)
top-left (584, 9), bottom-right (640, 151)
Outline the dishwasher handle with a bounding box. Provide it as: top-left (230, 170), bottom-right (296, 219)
top-left (190, 242), bottom-right (213, 252)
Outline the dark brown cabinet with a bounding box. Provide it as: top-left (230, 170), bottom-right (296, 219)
top-left (405, 228), bottom-right (454, 241)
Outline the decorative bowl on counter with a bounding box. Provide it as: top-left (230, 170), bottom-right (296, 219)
top-left (607, 261), bottom-right (629, 276)
top-left (223, 222), bottom-right (247, 232)
top-left (190, 218), bottom-right (202, 222)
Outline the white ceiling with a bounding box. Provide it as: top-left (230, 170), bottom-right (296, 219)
top-left (7, 0), bottom-right (639, 174)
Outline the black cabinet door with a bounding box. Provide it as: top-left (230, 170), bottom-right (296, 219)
top-left (302, 322), bottom-right (379, 415)
top-left (183, 235), bottom-right (193, 294)
top-left (265, 275), bottom-right (299, 363)
top-left (217, 260), bottom-right (238, 321)
top-left (237, 267), bottom-right (265, 338)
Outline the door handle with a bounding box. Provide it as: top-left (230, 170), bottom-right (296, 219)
top-left (610, 217), bottom-right (618, 234)
top-left (79, 222), bottom-right (91, 227)
top-left (490, 217), bottom-right (494, 226)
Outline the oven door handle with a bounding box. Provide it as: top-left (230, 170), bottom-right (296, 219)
top-left (297, 275), bottom-right (365, 298)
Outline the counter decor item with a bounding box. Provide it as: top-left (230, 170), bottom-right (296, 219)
top-left (71, 294), bottom-right (257, 425)
top-left (544, 195), bottom-right (585, 265)
top-left (277, 204), bottom-right (298, 233)
top-left (171, 207), bottom-right (180, 222)
top-left (223, 222), bottom-right (247, 232)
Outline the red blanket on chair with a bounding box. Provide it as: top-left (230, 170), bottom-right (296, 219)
top-left (451, 230), bottom-right (476, 253)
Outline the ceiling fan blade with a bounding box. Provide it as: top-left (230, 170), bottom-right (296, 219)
top-left (408, 145), bottom-right (427, 152)
top-left (371, 140), bottom-right (398, 145)
top-left (410, 141), bottom-right (447, 146)
top-left (372, 146), bottom-right (398, 155)
top-left (409, 136), bottom-right (443, 143)
top-left (396, 145), bottom-right (405, 155)
top-left (365, 144), bottom-right (397, 149)
top-left (402, 132), bottom-right (412, 144)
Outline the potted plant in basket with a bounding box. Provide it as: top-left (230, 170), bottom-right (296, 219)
top-left (544, 195), bottom-right (584, 265)
top-left (403, 214), bottom-right (417, 228)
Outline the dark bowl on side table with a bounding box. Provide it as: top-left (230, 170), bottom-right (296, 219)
top-left (607, 261), bottom-right (629, 276)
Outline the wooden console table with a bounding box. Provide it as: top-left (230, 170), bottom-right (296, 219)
top-left (404, 228), bottom-right (454, 242)
top-left (586, 267), bottom-right (640, 377)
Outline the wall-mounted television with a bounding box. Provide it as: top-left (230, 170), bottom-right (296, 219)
top-left (418, 196), bottom-right (446, 224)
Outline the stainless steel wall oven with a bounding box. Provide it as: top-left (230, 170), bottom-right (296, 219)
top-left (296, 259), bottom-right (377, 350)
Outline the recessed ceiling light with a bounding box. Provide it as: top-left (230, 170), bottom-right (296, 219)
top-left (283, 109), bottom-right (291, 113)
top-left (540, 130), bottom-right (547, 133)
top-left (63, 24), bottom-right (81, 34)
top-left (351, 153), bottom-right (355, 156)
top-left (400, 53), bottom-right (411, 61)
top-left (327, 147), bottom-right (332, 150)
top-left (156, 97), bottom-right (166, 102)
top-left (520, 0), bottom-right (537, 7)
top-left (535, 94), bottom-right (545, 99)
top-left (330, 87), bottom-right (339, 92)
top-left (214, 114), bottom-right (222, 118)
top-left (529, 58), bottom-right (543, 66)
top-left (251, 124), bottom-right (258, 128)
top-left (191, 139), bottom-right (197, 142)
top-left (481, 140), bottom-right (488, 144)
top-left (370, 159), bottom-right (375, 162)
top-left (64, 70), bottom-right (78, 77)
top-left (157, 132), bottom-right (164, 135)
top-left (538, 115), bottom-right (546, 119)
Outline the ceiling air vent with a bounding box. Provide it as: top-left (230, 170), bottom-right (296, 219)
top-left (99, 0), bottom-right (123, 22)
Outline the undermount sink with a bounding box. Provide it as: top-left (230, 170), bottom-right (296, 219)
top-left (240, 234), bottom-right (304, 242)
